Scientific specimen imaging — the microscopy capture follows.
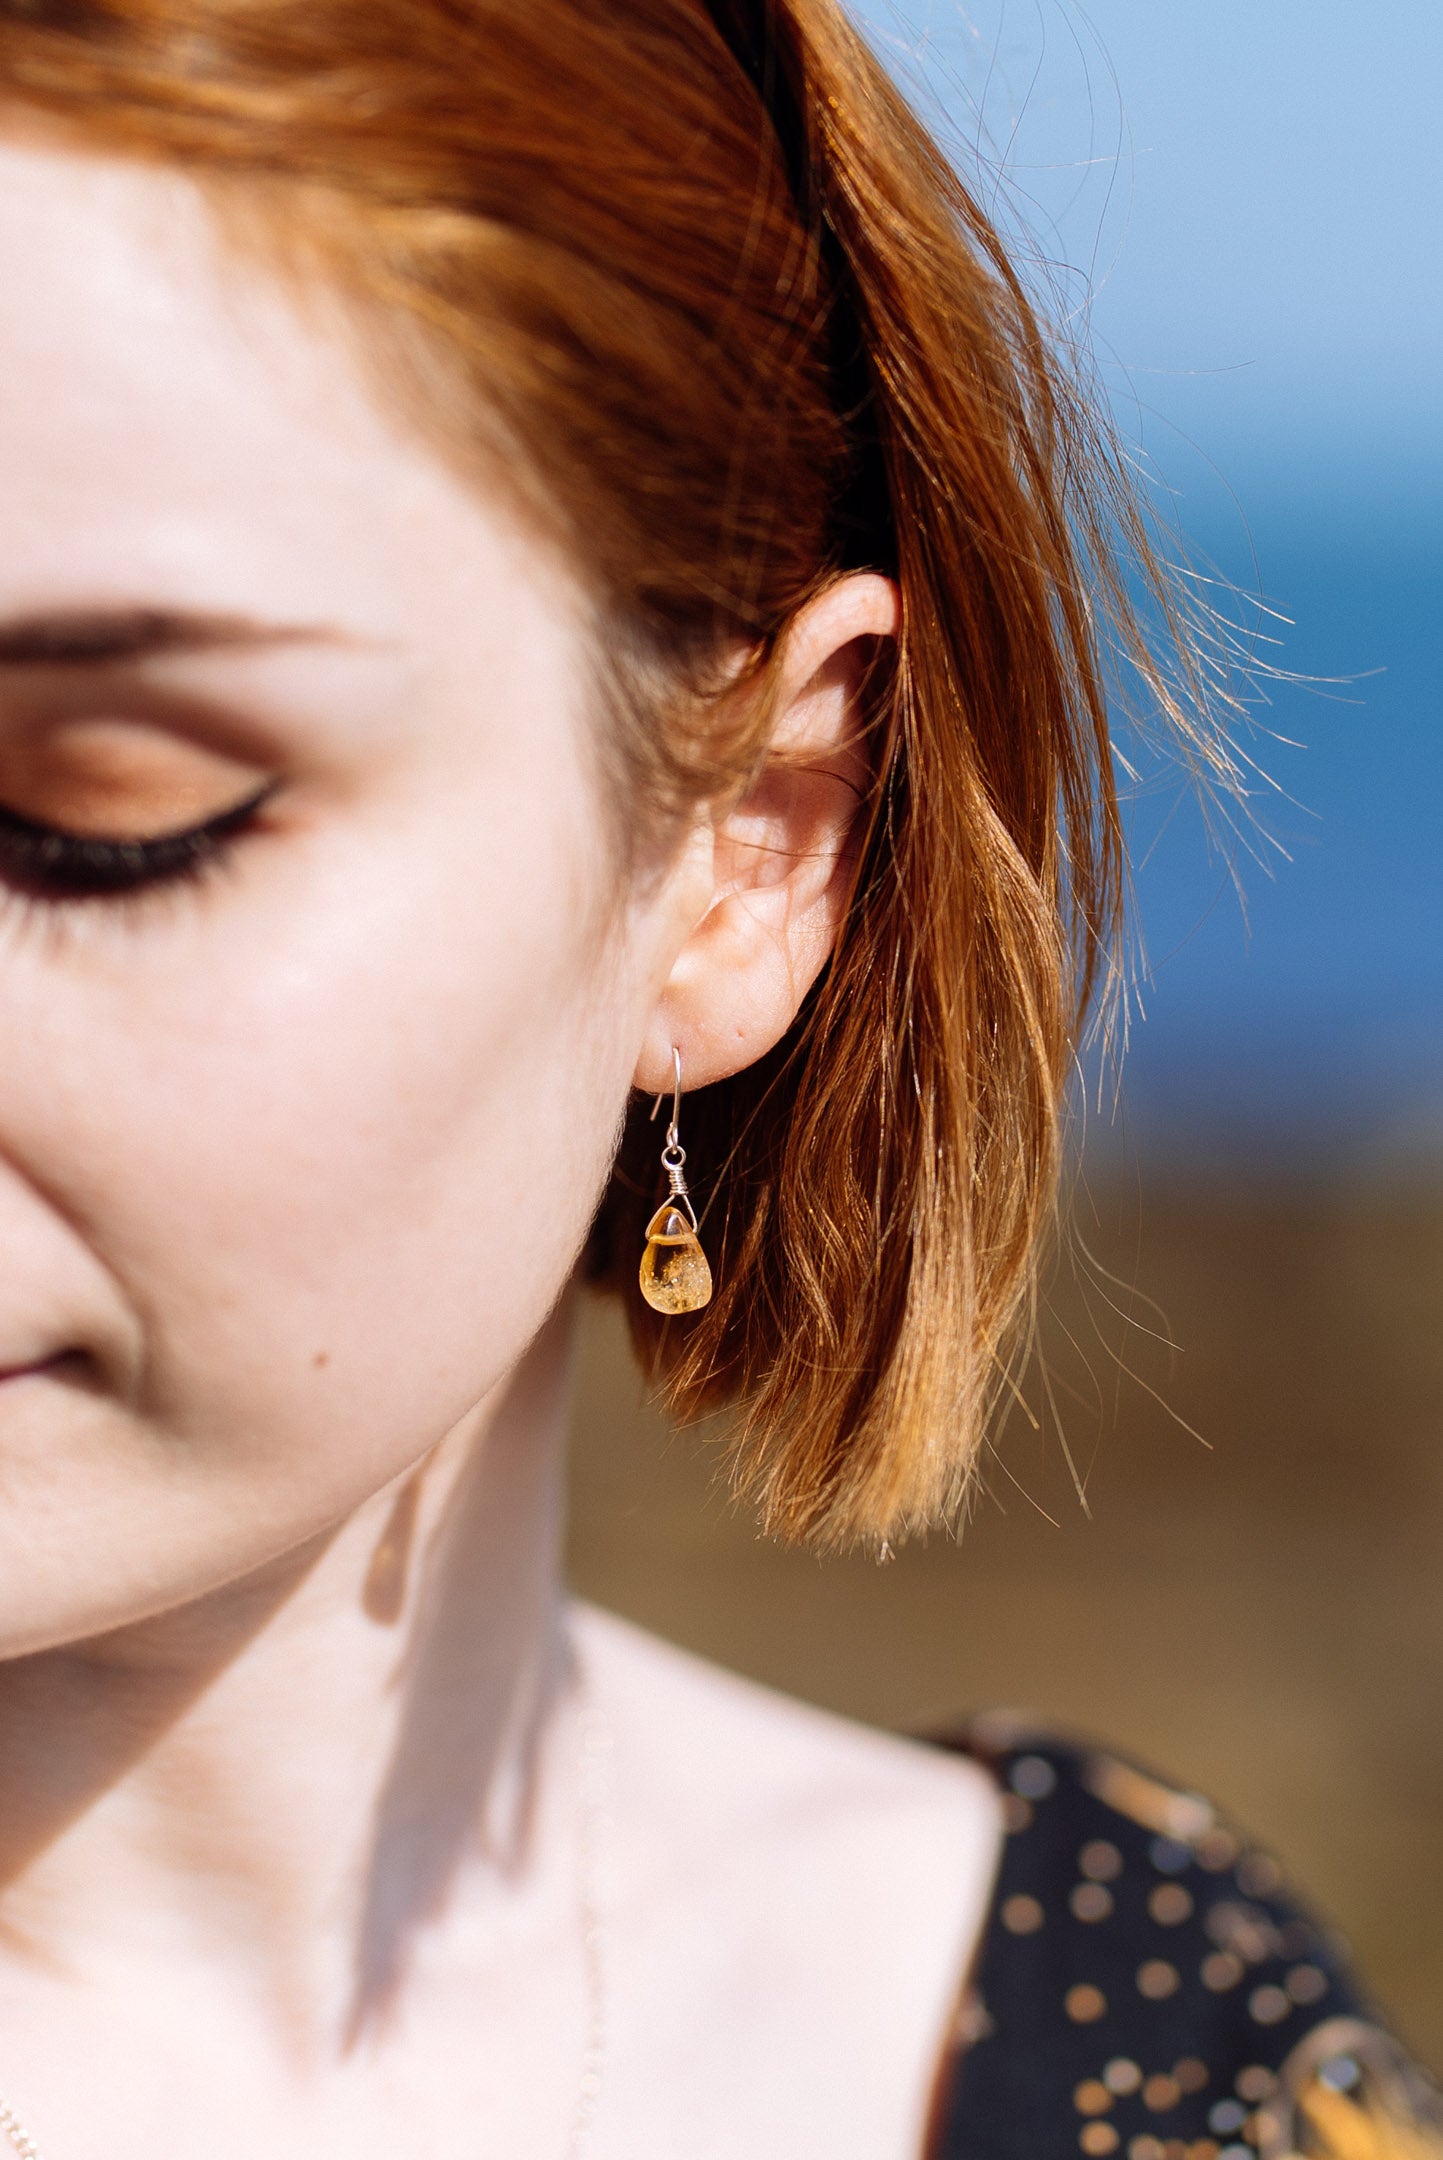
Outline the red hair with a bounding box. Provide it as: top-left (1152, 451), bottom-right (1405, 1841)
top-left (0, 0), bottom-right (1215, 1545)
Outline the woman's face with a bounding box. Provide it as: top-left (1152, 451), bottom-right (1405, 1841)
top-left (0, 132), bottom-right (681, 1656)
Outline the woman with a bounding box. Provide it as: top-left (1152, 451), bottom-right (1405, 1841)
top-left (0, 0), bottom-right (1430, 2153)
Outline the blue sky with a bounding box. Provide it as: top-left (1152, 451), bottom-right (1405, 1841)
top-left (851, 1), bottom-right (1443, 1168)
top-left (853, 0), bottom-right (1443, 476)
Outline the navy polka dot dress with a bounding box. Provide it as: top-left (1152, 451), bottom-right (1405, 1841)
top-left (930, 1722), bottom-right (1439, 2160)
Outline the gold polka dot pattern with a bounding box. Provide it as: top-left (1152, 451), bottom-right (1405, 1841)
top-left (928, 1729), bottom-right (1434, 2160)
top-left (1068, 1984), bottom-right (1109, 2025)
top-left (1002, 1894), bottom-right (1045, 1935)
top-left (1149, 1884), bottom-right (1194, 1927)
top-left (1080, 2124), bottom-right (1121, 2154)
top-left (1073, 1883), bottom-right (1116, 1924)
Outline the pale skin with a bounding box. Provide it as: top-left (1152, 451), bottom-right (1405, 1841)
top-left (0, 131), bottom-right (1002, 2158)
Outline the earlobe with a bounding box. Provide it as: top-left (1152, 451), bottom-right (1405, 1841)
top-left (633, 571), bottom-right (899, 1096)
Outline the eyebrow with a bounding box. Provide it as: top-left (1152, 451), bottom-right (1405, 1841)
top-left (0, 608), bottom-right (350, 668)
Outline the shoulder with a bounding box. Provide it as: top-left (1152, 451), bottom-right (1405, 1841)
top-left (572, 1601), bottom-right (1004, 2156)
top-left (933, 1717), bottom-right (1440, 2160)
top-left (574, 1599), bottom-right (1002, 1923)
top-left (568, 1612), bottom-right (1439, 2158)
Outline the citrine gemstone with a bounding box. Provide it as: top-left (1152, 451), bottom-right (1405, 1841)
top-left (639, 1203), bottom-right (713, 1314)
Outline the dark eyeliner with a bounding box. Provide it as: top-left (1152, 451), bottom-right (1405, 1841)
top-left (0, 784), bottom-right (274, 898)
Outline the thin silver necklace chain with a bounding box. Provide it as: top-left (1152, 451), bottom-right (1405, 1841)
top-left (566, 1625), bottom-right (614, 2160)
top-left (0, 1624), bottom-right (614, 2160)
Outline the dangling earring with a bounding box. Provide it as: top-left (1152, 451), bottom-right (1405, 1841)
top-left (638, 1048), bottom-right (714, 1314)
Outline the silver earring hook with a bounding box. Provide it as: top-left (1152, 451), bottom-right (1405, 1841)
top-left (648, 1047), bottom-right (694, 1221)
top-left (648, 1045), bottom-right (683, 1147)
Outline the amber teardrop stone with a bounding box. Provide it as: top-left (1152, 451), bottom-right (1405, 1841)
top-left (638, 1203), bottom-right (713, 1314)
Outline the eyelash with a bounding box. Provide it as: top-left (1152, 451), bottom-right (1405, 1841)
top-left (0, 787), bottom-right (273, 902)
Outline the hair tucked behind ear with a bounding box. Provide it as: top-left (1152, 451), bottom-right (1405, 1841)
top-left (0, 0), bottom-right (1224, 1548)
top-left (596, 0), bottom-right (1212, 1547)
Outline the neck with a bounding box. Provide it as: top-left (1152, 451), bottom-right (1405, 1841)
top-left (0, 1303), bottom-right (574, 2052)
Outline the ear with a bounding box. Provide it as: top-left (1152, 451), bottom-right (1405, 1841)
top-left (633, 572), bottom-right (899, 1096)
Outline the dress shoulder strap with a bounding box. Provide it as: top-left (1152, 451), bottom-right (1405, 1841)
top-left (930, 1719), bottom-right (1439, 2160)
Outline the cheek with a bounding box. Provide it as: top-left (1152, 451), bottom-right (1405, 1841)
top-left (5, 783), bottom-right (635, 1514)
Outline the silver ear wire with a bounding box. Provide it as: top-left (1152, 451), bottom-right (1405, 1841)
top-left (648, 1044), bottom-right (683, 1144)
top-left (651, 1048), bottom-right (692, 1216)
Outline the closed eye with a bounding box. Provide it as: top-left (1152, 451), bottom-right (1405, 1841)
top-left (0, 784), bottom-right (276, 899)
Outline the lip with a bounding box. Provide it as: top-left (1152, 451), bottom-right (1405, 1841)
top-left (0, 1353), bottom-right (68, 1385)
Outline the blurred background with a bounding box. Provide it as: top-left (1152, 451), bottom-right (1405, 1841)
top-left (567, 0), bottom-right (1443, 2068)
